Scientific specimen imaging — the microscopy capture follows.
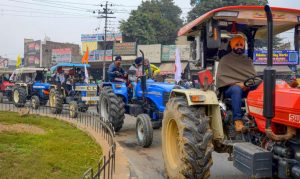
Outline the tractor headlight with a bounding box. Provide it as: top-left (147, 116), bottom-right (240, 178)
top-left (190, 95), bottom-right (206, 102)
top-left (115, 84), bottom-right (122, 88)
top-left (87, 86), bottom-right (91, 91)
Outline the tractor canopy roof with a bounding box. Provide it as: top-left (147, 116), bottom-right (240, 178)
top-left (178, 6), bottom-right (300, 39)
top-left (14, 67), bottom-right (48, 74)
top-left (50, 63), bottom-right (91, 73)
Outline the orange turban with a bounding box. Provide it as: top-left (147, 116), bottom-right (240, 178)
top-left (230, 36), bottom-right (245, 49)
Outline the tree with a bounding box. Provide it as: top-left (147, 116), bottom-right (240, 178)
top-left (188, 0), bottom-right (268, 21)
top-left (120, 0), bottom-right (182, 45)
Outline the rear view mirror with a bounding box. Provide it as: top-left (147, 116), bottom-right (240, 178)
top-left (206, 20), bottom-right (221, 49)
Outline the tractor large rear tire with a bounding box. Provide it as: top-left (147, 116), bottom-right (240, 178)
top-left (162, 97), bottom-right (213, 179)
top-left (49, 89), bottom-right (63, 114)
top-left (0, 92), bottom-right (3, 103)
top-left (13, 87), bottom-right (27, 107)
top-left (98, 87), bottom-right (125, 132)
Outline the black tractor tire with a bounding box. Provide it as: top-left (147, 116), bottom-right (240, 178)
top-left (69, 101), bottom-right (78, 118)
top-left (13, 87), bottom-right (27, 107)
top-left (31, 95), bottom-right (40, 110)
top-left (98, 87), bottom-right (125, 132)
top-left (0, 92), bottom-right (3, 103)
top-left (162, 97), bottom-right (213, 179)
top-left (49, 89), bottom-right (63, 114)
top-left (136, 114), bottom-right (153, 148)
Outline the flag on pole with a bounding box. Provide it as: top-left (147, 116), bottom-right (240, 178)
top-left (16, 54), bottom-right (21, 68)
top-left (82, 47), bottom-right (89, 64)
top-left (174, 48), bottom-right (182, 83)
top-left (84, 64), bottom-right (89, 84)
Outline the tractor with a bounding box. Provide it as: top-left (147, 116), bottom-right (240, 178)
top-left (98, 51), bottom-right (179, 147)
top-left (0, 70), bottom-right (14, 103)
top-left (12, 67), bottom-right (50, 109)
top-left (162, 5), bottom-right (300, 179)
top-left (49, 63), bottom-right (98, 118)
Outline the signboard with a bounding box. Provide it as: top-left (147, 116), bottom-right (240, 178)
top-left (113, 42), bottom-right (136, 55)
top-left (89, 50), bottom-right (113, 61)
top-left (0, 58), bottom-right (8, 68)
top-left (253, 50), bottom-right (299, 65)
top-left (24, 40), bottom-right (41, 67)
top-left (137, 44), bottom-right (161, 63)
top-left (81, 33), bottom-right (122, 42)
top-left (82, 42), bottom-right (98, 53)
top-left (162, 45), bottom-right (190, 62)
top-left (52, 48), bottom-right (72, 64)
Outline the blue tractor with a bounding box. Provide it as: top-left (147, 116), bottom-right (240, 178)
top-left (12, 67), bottom-right (51, 109)
top-left (98, 51), bottom-right (178, 147)
top-left (49, 63), bottom-right (98, 118)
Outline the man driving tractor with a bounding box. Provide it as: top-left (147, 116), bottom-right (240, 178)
top-left (107, 55), bottom-right (126, 82)
top-left (217, 35), bottom-right (256, 132)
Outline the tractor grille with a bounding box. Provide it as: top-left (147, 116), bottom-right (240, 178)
top-left (163, 92), bottom-right (170, 105)
top-left (87, 91), bottom-right (97, 97)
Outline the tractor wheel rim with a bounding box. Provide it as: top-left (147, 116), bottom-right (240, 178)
top-left (32, 98), bottom-right (36, 108)
top-left (166, 118), bottom-right (180, 170)
top-left (100, 98), bottom-right (109, 122)
top-left (14, 90), bottom-right (19, 103)
top-left (137, 120), bottom-right (144, 141)
top-left (70, 105), bottom-right (75, 116)
top-left (50, 94), bottom-right (55, 107)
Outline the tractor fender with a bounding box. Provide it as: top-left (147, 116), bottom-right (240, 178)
top-left (102, 82), bottom-right (128, 104)
top-left (170, 89), bottom-right (224, 140)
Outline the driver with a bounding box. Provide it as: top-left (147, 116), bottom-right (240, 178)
top-left (216, 35), bottom-right (256, 132)
top-left (129, 57), bottom-right (143, 99)
top-left (107, 56), bottom-right (126, 82)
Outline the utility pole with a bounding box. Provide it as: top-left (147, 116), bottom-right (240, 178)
top-left (94, 1), bottom-right (115, 81)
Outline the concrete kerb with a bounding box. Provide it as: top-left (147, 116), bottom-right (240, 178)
top-left (35, 113), bottom-right (131, 179)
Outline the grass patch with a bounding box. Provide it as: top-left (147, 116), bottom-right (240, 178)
top-left (0, 112), bottom-right (102, 178)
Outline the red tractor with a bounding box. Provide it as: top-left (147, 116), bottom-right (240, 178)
top-left (0, 70), bottom-right (14, 103)
top-left (162, 5), bottom-right (300, 179)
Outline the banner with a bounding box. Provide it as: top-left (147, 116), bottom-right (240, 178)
top-left (52, 48), bottom-right (72, 64)
top-left (82, 42), bottom-right (98, 53)
top-left (89, 50), bottom-right (113, 61)
top-left (113, 42), bottom-right (136, 55)
top-left (0, 58), bottom-right (8, 68)
top-left (137, 44), bottom-right (161, 63)
top-left (162, 45), bottom-right (190, 62)
top-left (24, 40), bottom-right (41, 67)
top-left (81, 33), bottom-right (122, 42)
top-left (253, 50), bottom-right (299, 65)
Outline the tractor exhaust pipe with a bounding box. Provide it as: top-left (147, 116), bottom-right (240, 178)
top-left (263, 5), bottom-right (296, 141)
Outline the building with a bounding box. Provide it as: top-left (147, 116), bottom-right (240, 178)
top-left (24, 39), bottom-right (81, 68)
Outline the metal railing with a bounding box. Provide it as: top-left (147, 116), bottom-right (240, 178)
top-left (0, 102), bottom-right (116, 179)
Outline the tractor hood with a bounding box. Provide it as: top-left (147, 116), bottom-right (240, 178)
top-left (147, 81), bottom-right (176, 92)
top-left (33, 82), bottom-right (51, 90)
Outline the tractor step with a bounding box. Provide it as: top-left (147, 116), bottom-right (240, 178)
top-left (233, 142), bottom-right (272, 178)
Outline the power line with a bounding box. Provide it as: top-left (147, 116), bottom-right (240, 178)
top-left (0, 8), bottom-right (91, 16)
top-left (93, 1), bottom-right (116, 80)
top-left (33, 0), bottom-right (100, 6)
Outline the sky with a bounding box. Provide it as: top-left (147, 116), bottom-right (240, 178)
top-left (0, 0), bottom-right (299, 60)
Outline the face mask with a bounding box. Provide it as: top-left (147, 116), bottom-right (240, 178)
top-left (233, 48), bottom-right (245, 55)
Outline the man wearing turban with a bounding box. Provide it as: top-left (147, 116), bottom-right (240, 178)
top-left (216, 36), bottom-right (256, 132)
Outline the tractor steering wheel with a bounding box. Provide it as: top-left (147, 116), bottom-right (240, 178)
top-left (244, 76), bottom-right (263, 88)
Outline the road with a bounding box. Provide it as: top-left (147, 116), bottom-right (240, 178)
top-left (88, 107), bottom-right (248, 179)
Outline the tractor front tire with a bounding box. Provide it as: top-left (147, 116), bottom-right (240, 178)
top-left (136, 114), bottom-right (153, 148)
top-left (0, 92), bottom-right (3, 103)
top-left (49, 89), bottom-right (63, 114)
top-left (69, 101), bottom-right (78, 118)
top-left (31, 95), bottom-right (40, 110)
top-left (98, 87), bottom-right (125, 132)
top-left (162, 97), bottom-right (213, 179)
top-left (13, 87), bottom-right (27, 107)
